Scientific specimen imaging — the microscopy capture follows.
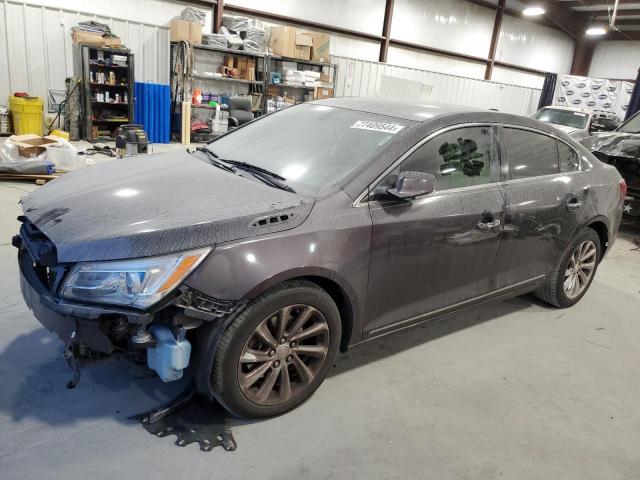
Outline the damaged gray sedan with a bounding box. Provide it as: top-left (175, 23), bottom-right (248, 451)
top-left (14, 98), bottom-right (625, 418)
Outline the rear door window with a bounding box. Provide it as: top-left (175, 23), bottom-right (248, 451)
top-left (505, 128), bottom-right (559, 180)
top-left (558, 141), bottom-right (580, 172)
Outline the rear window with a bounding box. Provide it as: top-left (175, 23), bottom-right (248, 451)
top-left (505, 128), bottom-right (560, 180)
top-left (558, 141), bottom-right (580, 172)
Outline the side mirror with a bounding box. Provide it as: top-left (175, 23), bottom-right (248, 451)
top-left (387, 171), bottom-right (435, 199)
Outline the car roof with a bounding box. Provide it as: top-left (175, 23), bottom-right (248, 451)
top-left (308, 97), bottom-right (579, 142)
top-left (310, 97), bottom-right (486, 122)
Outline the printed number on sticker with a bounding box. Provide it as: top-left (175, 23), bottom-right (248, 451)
top-left (350, 121), bottom-right (405, 134)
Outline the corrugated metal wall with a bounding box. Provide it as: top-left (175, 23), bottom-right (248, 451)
top-left (589, 41), bottom-right (640, 81)
top-left (0, 0), bottom-right (169, 107)
top-left (332, 56), bottom-right (542, 116)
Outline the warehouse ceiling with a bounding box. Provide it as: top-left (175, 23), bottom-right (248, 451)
top-left (556, 0), bottom-right (640, 36)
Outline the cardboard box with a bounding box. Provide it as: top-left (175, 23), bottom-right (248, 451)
top-left (189, 21), bottom-right (203, 44)
top-left (305, 32), bottom-right (331, 62)
top-left (11, 134), bottom-right (59, 158)
top-left (103, 36), bottom-right (122, 48)
top-left (270, 26), bottom-right (311, 60)
top-left (170, 19), bottom-right (202, 43)
top-left (314, 87), bottom-right (334, 100)
top-left (245, 58), bottom-right (256, 80)
top-left (294, 34), bottom-right (312, 60)
top-left (237, 57), bottom-right (248, 78)
top-left (71, 29), bottom-right (105, 47)
top-left (224, 55), bottom-right (235, 69)
top-left (270, 26), bottom-right (297, 57)
top-left (170, 19), bottom-right (190, 42)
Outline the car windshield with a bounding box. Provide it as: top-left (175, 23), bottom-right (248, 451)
top-left (533, 108), bottom-right (589, 129)
top-left (618, 111), bottom-right (640, 134)
top-left (207, 104), bottom-right (413, 196)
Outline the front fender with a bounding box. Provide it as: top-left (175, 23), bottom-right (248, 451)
top-left (183, 196), bottom-right (372, 346)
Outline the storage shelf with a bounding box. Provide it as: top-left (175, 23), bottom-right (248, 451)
top-left (188, 43), bottom-right (265, 58)
top-left (91, 101), bottom-right (129, 106)
top-left (270, 83), bottom-right (315, 90)
top-left (269, 55), bottom-right (335, 68)
top-left (92, 118), bottom-right (129, 123)
top-left (89, 63), bottom-right (129, 69)
top-left (81, 45), bottom-right (134, 142)
top-left (192, 73), bottom-right (262, 85)
top-left (91, 83), bottom-right (128, 87)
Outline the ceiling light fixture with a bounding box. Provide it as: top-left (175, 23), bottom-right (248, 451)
top-left (586, 25), bottom-right (607, 36)
top-left (523, 6), bottom-right (545, 16)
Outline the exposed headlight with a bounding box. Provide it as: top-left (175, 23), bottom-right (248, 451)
top-left (60, 248), bottom-right (210, 308)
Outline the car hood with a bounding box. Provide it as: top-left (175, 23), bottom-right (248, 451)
top-left (548, 123), bottom-right (581, 136)
top-left (583, 131), bottom-right (640, 160)
top-left (21, 150), bottom-right (314, 262)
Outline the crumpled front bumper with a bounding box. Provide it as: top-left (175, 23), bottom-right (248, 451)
top-left (19, 260), bottom-right (112, 353)
top-left (18, 249), bottom-right (149, 354)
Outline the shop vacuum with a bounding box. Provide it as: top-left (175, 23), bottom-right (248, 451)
top-left (115, 124), bottom-right (149, 158)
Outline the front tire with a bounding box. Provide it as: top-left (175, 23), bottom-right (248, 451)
top-left (535, 227), bottom-right (601, 308)
top-left (211, 280), bottom-right (341, 419)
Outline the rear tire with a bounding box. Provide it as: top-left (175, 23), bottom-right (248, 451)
top-left (211, 280), bottom-right (341, 419)
top-left (535, 227), bottom-right (601, 308)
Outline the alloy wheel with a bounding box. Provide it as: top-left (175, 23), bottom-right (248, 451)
top-left (563, 240), bottom-right (597, 299)
top-left (237, 305), bottom-right (330, 406)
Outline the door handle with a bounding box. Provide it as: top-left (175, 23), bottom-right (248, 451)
top-left (477, 219), bottom-right (501, 230)
top-left (567, 199), bottom-right (584, 211)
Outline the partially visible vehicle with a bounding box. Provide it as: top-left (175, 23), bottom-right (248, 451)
top-left (533, 106), bottom-right (619, 141)
top-left (582, 110), bottom-right (640, 219)
top-left (15, 99), bottom-right (624, 418)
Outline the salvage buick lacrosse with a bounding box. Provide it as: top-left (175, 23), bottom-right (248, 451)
top-left (15, 98), bottom-right (624, 418)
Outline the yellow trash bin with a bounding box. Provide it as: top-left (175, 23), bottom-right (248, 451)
top-left (9, 95), bottom-right (44, 136)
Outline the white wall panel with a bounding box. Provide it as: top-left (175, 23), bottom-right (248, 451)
top-left (589, 41), bottom-right (640, 80)
top-left (491, 66), bottom-right (544, 89)
top-left (333, 55), bottom-right (542, 116)
top-left (225, 0), bottom-right (386, 36)
top-left (330, 34), bottom-right (380, 62)
top-left (386, 46), bottom-right (487, 79)
top-left (8, 0), bottom-right (211, 31)
top-left (495, 15), bottom-right (574, 74)
top-left (391, 0), bottom-right (495, 58)
top-left (0, 0), bottom-right (170, 107)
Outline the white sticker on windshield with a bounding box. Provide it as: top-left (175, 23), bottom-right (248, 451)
top-left (350, 120), bottom-right (405, 134)
top-left (573, 112), bottom-right (587, 116)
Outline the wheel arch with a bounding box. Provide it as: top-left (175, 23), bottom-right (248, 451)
top-left (243, 267), bottom-right (358, 352)
top-left (584, 216), bottom-right (610, 259)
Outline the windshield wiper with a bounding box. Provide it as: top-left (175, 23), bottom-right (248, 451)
top-left (193, 147), bottom-right (236, 174)
top-left (207, 149), bottom-right (296, 193)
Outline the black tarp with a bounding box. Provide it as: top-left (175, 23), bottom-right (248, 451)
top-left (624, 68), bottom-right (640, 121)
top-left (537, 73), bottom-right (558, 111)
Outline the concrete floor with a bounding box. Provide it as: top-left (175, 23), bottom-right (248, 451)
top-left (0, 175), bottom-right (639, 480)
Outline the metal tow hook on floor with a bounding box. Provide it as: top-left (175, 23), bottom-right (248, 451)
top-left (131, 382), bottom-right (237, 452)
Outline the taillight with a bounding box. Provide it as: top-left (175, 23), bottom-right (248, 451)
top-left (619, 179), bottom-right (628, 200)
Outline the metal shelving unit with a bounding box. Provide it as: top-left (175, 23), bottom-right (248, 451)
top-left (170, 42), bottom-right (267, 142)
top-left (265, 55), bottom-right (337, 112)
top-left (78, 45), bottom-right (134, 141)
top-left (168, 43), bottom-right (337, 141)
